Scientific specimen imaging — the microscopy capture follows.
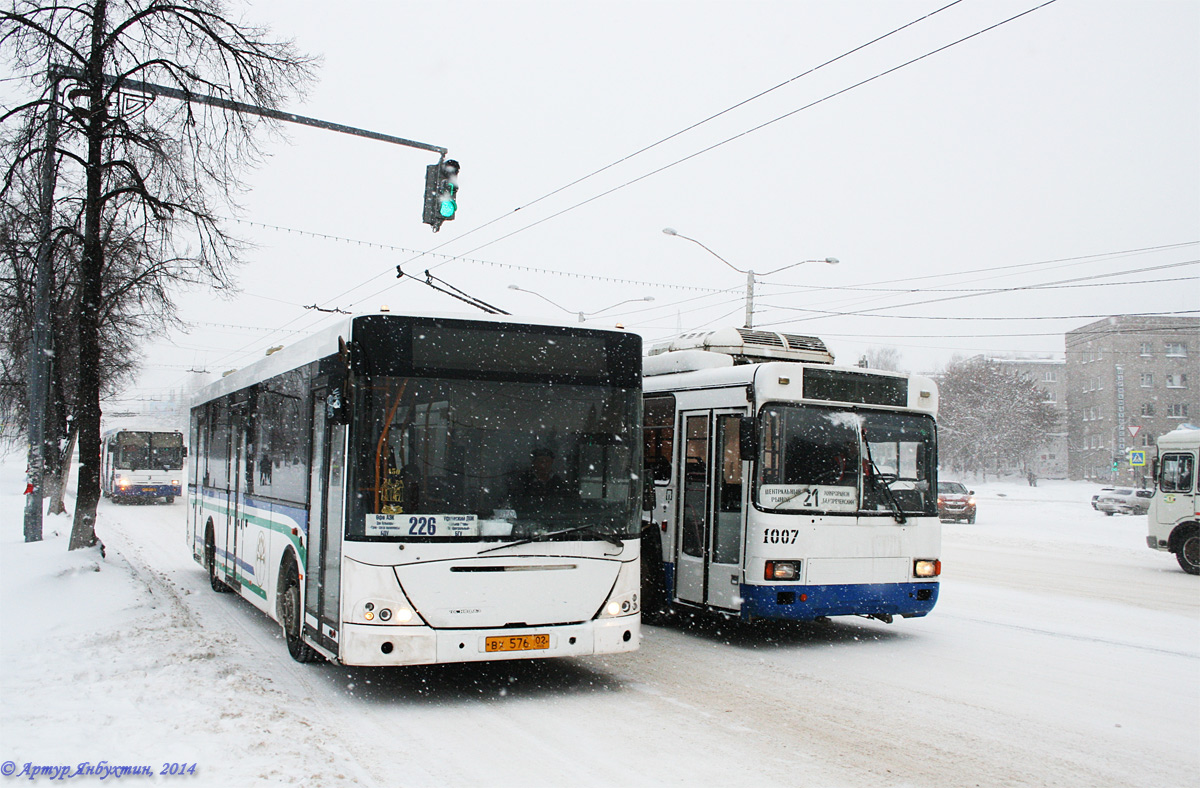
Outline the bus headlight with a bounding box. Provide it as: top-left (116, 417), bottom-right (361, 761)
top-left (116, 477), bottom-right (131, 489)
top-left (765, 561), bottom-right (800, 581)
top-left (343, 560), bottom-right (424, 626)
top-left (913, 559), bottom-right (941, 578)
top-left (598, 559), bottom-right (640, 619)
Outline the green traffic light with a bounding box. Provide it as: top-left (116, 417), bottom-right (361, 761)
top-left (439, 199), bottom-right (456, 218)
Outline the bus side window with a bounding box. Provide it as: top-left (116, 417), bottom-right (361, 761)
top-left (644, 395), bottom-right (676, 484)
top-left (1160, 453), bottom-right (1194, 493)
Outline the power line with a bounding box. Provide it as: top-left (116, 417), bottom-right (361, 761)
top-left (264, 1), bottom-right (1056, 321)
top-left (756, 260), bottom-right (1200, 323)
top-left (428, 0), bottom-right (1061, 267)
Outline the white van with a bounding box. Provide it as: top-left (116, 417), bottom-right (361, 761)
top-left (1147, 427), bottom-right (1199, 575)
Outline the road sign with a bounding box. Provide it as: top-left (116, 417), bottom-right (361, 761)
top-left (1129, 450), bottom-right (1146, 467)
top-left (1127, 425), bottom-right (1141, 438)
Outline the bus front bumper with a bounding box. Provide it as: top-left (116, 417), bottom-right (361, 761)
top-left (338, 616), bottom-right (639, 666)
top-left (113, 484), bottom-right (181, 499)
top-left (740, 581), bottom-right (939, 622)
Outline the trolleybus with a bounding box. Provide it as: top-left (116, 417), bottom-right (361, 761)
top-left (188, 312), bottom-right (643, 665)
top-left (100, 429), bottom-right (185, 504)
top-left (640, 328), bottom-right (941, 624)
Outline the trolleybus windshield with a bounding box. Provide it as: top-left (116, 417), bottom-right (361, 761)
top-left (756, 406), bottom-right (935, 516)
top-left (114, 431), bottom-right (184, 471)
top-left (348, 376), bottom-right (641, 542)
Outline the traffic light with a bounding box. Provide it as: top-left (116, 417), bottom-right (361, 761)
top-left (1112, 456), bottom-right (1120, 472)
top-left (422, 159), bottom-right (460, 231)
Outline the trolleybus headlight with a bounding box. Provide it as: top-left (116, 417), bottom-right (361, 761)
top-left (765, 561), bottom-right (800, 581)
top-left (913, 559), bottom-right (941, 578)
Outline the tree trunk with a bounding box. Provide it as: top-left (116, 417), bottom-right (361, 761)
top-left (47, 426), bottom-right (77, 516)
top-left (68, 0), bottom-right (108, 551)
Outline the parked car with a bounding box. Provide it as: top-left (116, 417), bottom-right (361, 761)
top-left (1094, 487), bottom-right (1154, 516)
top-left (938, 481), bottom-right (976, 523)
top-left (1091, 487), bottom-right (1115, 510)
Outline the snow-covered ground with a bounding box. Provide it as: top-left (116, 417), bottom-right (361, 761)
top-left (2, 457), bottom-right (1196, 787)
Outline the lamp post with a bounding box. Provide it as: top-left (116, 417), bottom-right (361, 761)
top-left (662, 227), bottom-right (837, 329)
top-left (508, 285), bottom-right (653, 322)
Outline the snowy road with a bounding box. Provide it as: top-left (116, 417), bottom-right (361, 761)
top-left (2, 476), bottom-right (1197, 787)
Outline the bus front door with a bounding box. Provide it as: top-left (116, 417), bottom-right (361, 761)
top-left (304, 389), bottom-right (346, 655)
top-left (675, 411), bottom-right (745, 612)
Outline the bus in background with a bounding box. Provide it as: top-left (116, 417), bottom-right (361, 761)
top-left (1147, 426), bottom-right (1199, 574)
top-left (641, 328), bottom-right (941, 625)
top-left (100, 429), bottom-right (185, 504)
top-left (188, 313), bottom-right (643, 666)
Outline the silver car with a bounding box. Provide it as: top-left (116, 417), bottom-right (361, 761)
top-left (1095, 487), bottom-right (1153, 516)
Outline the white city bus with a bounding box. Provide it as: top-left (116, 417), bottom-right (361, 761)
top-left (188, 312), bottom-right (643, 665)
top-left (100, 429), bottom-right (185, 504)
top-left (640, 328), bottom-right (941, 624)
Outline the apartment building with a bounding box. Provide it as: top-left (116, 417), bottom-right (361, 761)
top-left (1065, 315), bottom-right (1200, 482)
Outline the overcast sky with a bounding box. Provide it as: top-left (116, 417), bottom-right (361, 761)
top-left (117, 0), bottom-right (1198, 398)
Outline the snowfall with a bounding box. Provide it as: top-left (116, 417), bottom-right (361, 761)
top-left (1, 454), bottom-right (1196, 788)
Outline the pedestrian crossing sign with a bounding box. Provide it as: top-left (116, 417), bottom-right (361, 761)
top-left (1129, 450), bottom-right (1146, 467)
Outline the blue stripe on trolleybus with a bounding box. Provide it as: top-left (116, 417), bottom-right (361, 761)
top-left (740, 582), bottom-right (939, 621)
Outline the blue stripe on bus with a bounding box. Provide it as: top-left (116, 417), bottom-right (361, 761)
top-left (195, 488), bottom-right (309, 536)
top-left (739, 582), bottom-right (939, 621)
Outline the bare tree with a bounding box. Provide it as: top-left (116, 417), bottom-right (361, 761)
top-left (1, 0), bottom-right (315, 549)
top-left (937, 357), bottom-right (1059, 477)
top-left (864, 345), bottom-right (903, 372)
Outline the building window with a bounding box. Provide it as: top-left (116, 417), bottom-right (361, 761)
top-left (1168, 404), bottom-right (1189, 419)
top-left (1166, 373), bottom-right (1188, 388)
top-left (1165, 342), bottom-right (1187, 357)
top-left (1141, 373), bottom-right (1153, 388)
top-left (1139, 342), bottom-right (1152, 357)
top-left (1141, 403), bottom-right (1155, 417)
top-left (1044, 390), bottom-right (1057, 403)
top-left (1043, 370), bottom-right (1057, 383)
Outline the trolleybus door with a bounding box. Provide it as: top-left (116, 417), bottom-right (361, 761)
top-left (676, 411), bottom-right (746, 611)
top-left (304, 388), bottom-right (347, 654)
top-left (227, 409), bottom-right (249, 592)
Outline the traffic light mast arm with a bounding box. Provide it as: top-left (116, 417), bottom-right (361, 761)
top-left (51, 64), bottom-right (448, 155)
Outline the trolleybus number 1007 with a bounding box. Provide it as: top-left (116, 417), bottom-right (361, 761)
top-left (763, 528), bottom-right (801, 545)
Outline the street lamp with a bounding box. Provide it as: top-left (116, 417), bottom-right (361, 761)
top-left (508, 285), bottom-right (653, 323)
top-left (662, 227), bottom-right (837, 328)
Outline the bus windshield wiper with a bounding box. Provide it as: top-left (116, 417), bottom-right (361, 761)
top-left (861, 431), bottom-right (907, 525)
top-left (477, 523), bottom-right (624, 554)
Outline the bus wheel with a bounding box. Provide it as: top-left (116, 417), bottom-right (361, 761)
top-left (280, 564), bottom-right (319, 663)
top-left (205, 525), bottom-right (229, 593)
top-left (1176, 528), bottom-right (1200, 575)
top-left (165, 495), bottom-right (175, 504)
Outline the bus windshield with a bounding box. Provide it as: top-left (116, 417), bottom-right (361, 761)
top-left (756, 406), bottom-right (936, 516)
top-left (115, 432), bottom-right (184, 471)
top-left (348, 376), bottom-right (641, 542)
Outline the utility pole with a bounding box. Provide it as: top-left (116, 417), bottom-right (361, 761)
top-left (745, 269), bottom-right (756, 329)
